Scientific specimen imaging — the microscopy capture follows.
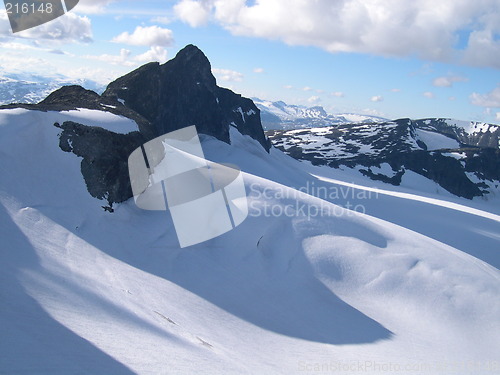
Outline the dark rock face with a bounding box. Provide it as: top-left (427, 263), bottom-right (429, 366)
top-left (102, 44), bottom-right (270, 151)
top-left (217, 87), bottom-right (269, 148)
top-left (56, 121), bottom-right (146, 208)
top-left (40, 85), bottom-right (102, 107)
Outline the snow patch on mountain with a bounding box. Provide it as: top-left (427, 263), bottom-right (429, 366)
top-left (415, 129), bottom-right (460, 150)
top-left (440, 119), bottom-right (495, 135)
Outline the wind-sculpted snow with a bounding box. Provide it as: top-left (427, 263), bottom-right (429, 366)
top-left (0, 114), bottom-right (499, 374)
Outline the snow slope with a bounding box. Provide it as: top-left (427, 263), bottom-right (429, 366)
top-left (415, 129), bottom-right (460, 150)
top-left (0, 107), bottom-right (138, 134)
top-left (0, 112), bottom-right (499, 374)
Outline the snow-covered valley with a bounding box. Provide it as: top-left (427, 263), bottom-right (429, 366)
top-left (1, 107), bottom-right (499, 374)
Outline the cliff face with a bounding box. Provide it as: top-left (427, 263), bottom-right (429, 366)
top-left (102, 44), bottom-right (270, 151)
top-left (3, 45), bottom-right (271, 208)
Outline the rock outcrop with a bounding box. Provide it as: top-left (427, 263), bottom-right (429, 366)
top-left (56, 121), bottom-right (145, 209)
top-left (102, 44), bottom-right (270, 151)
top-left (1, 45), bottom-right (271, 208)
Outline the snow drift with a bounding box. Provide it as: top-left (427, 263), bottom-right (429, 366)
top-left (0, 108), bottom-right (499, 374)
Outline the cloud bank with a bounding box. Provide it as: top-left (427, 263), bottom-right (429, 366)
top-left (174, 0), bottom-right (500, 69)
top-left (470, 86), bottom-right (500, 107)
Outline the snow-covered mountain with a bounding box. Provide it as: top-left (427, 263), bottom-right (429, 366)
top-left (1, 45), bottom-right (499, 374)
top-left (268, 118), bottom-right (500, 199)
top-left (253, 98), bottom-right (388, 130)
top-left (0, 72), bottom-right (103, 105)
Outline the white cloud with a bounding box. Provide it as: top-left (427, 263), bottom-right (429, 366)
top-left (212, 68), bottom-right (243, 82)
top-left (60, 65), bottom-right (127, 85)
top-left (0, 48), bottom-right (126, 85)
top-left (85, 46), bottom-right (169, 66)
top-left (331, 91), bottom-right (345, 97)
top-left (174, 0), bottom-right (500, 68)
top-left (151, 16), bottom-right (172, 25)
top-left (112, 26), bottom-right (174, 47)
top-left (0, 12), bottom-right (92, 43)
top-left (423, 91), bottom-right (435, 99)
top-left (135, 46), bottom-right (168, 63)
top-left (283, 85), bottom-right (293, 89)
top-left (0, 40), bottom-right (75, 57)
top-left (391, 88), bottom-right (401, 92)
top-left (302, 86), bottom-right (312, 91)
top-left (174, 0), bottom-right (212, 27)
top-left (470, 86), bottom-right (500, 107)
top-left (0, 41), bottom-right (34, 50)
top-left (0, 53), bottom-right (52, 75)
top-left (449, 96), bottom-right (456, 101)
top-left (307, 96), bottom-right (321, 104)
top-left (433, 75), bottom-right (468, 87)
top-left (496, 112), bottom-right (500, 121)
top-left (362, 108), bottom-right (385, 117)
top-left (463, 30), bottom-right (500, 69)
top-left (370, 95), bottom-right (383, 102)
top-left (253, 67), bottom-right (264, 73)
top-left (85, 48), bottom-right (135, 66)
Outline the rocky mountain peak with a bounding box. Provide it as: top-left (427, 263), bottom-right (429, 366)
top-left (162, 44), bottom-right (216, 88)
top-left (102, 44), bottom-right (270, 151)
top-left (40, 85), bottom-right (101, 107)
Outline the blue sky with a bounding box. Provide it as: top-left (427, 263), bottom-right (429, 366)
top-left (1, 0), bottom-right (500, 122)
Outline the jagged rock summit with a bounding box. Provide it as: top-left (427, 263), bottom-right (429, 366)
top-left (0, 45), bottom-right (271, 208)
top-left (102, 44), bottom-right (270, 151)
top-left (15, 44), bottom-right (270, 152)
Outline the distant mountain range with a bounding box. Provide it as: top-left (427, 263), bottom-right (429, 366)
top-left (253, 98), bottom-right (388, 130)
top-left (0, 72), bottom-right (103, 105)
top-left (257, 96), bottom-right (500, 200)
top-left (0, 75), bottom-right (387, 129)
